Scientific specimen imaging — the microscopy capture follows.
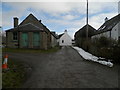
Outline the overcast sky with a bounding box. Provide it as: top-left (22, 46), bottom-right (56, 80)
top-left (0, 0), bottom-right (120, 38)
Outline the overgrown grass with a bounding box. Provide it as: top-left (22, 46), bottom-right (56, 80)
top-left (2, 46), bottom-right (60, 53)
top-left (2, 59), bottom-right (27, 88)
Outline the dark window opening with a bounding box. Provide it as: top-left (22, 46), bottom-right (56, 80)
top-left (119, 36), bottom-right (120, 43)
top-left (62, 40), bottom-right (64, 43)
top-left (13, 32), bottom-right (18, 40)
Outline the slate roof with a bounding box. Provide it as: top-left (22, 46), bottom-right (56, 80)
top-left (58, 33), bottom-right (64, 39)
top-left (75, 24), bottom-right (96, 38)
top-left (19, 14), bottom-right (51, 33)
top-left (6, 23), bottom-right (45, 32)
top-left (51, 32), bottom-right (59, 39)
top-left (6, 14), bottom-right (51, 34)
top-left (94, 14), bottom-right (120, 35)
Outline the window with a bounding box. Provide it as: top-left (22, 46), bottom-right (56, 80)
top-left (119, 36), bottom-right (120, 43)
top-left (13, 32), bottom-right (18, 40)
top-left (62, 40), bottom-right (64, 43)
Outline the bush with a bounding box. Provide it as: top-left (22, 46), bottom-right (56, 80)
top-left (99, 36), bottom-right (110, 47)
top-left (91, 36), bottom-right (119, 63)
top-left (82, 39), bottom-right (92, 51)
top-left (112, 46), bottom-right (120, 63)
top-left (76, 36), bottom-right (119, 64)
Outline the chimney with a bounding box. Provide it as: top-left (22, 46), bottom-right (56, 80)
top-left (39, 20), bottom-right (41, 23)
top-left (14, 17), bottom-right (18, 27)
top-left (105, 17), bottom-right (108, 22)
top-left (64, 30), bottom-right (67, 32)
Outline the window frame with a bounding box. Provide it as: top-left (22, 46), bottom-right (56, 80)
top-left (13, 32), bottom-right (18, 41)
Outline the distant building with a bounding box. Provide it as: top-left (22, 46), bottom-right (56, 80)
top-left (58, 30), bottom-right (72, 46)
top-left (51, 32), bottom-right (58, 47)
top-left (0, 26), bottom-right (2, 45)
top-left (6, 14), bottom-right (57, 49)
top-left (92, 14), bottom-right (120, 42)
top-left (0, 26), bottom-right (2, 36)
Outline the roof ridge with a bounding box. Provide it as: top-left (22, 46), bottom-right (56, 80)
top-left (14, 23), bottom-right (43, 30)
top-left (19, 13), bottom-right (40, 26)
top-left (95, 14), bottom-right (120, 35)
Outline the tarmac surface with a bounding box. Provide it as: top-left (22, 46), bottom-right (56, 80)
top-left (7, 46), bottom-right (119, 88)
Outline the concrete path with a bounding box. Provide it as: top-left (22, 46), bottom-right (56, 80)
top-left (7, 46), bottom-right (118, 88)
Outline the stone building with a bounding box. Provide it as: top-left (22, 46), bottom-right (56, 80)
top-left (5, 14), bottom-right (53, 49)
top-left (51, 32), bottom-right (58, 47)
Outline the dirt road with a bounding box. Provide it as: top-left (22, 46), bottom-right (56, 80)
top-left (7, 46), bottom-right (118, 88)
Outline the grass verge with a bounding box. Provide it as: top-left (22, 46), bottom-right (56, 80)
top-left (2, 59), bottom-right (29, 88)
top-left (2, 46), bottom-right (60, 53)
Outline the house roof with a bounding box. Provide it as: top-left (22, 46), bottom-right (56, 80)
top-left (6, 14), bottom-right (51, 34)
top-left (75, 24), bottom-right (96, 38)
top-left (51, 32), bottom-right (59, 39)
top-left (58, 31), bottom-right (72, 39)
top-left (58, 33), bottom-right (64, 39)
top-left (6, 23), bottom-right (45, 32)
top-left (19, 14), bottom-right (43, 27)
top-left (94, 14), bottom-right (120, 35)
top-left (19, 13), bottom-right (51, 33)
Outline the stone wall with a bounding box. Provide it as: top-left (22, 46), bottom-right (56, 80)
top-left (7, 31), bottom-right (48, 49)
top-left (6, 31), bottom-right (18, 48)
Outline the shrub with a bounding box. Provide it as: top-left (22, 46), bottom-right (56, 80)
top-left (112, 45), bottom-right (120, 63)
top-left (76, 36), bottom-right (119, 64)
top-left (91, 36), bottom-right (119, 63)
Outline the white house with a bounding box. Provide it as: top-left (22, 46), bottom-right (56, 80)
top-left (92, 14), bottom-right (120, 42)
top-left (58, 30), bottom-right (72, 46)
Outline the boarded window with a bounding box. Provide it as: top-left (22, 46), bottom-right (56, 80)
top-left (13, 32), bottom-right (18, 40)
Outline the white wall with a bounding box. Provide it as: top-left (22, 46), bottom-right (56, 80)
top-left (59, 32), bottom-right (72, 46)
top-left (111, 23), bottom-right (119, 40)
top-left (92, 31), bottom-right (111, 39)
top-left (92, 22), bottom-right (120, 41)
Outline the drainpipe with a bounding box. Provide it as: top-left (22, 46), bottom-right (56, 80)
top-left (18, 26), bottom-right (20, 48)
top-left (110, 30), bottom-right (112, 47)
